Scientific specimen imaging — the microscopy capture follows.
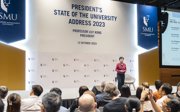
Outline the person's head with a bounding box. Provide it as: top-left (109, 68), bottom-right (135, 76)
top-left (79, 86), bottom-right (89, 97)
top-left (155, 80), bottom-right (163, 91)
top-left (7, 93), bottom-right (21, 112)
top-left (142, 82), bottom-right (149, 89)
top-left (104, 82), bottom-right (119, 98)
top-left (30, 85), bottom-right (43, 97)
top-left (0, 98), bottom-right (4, 112)
top-left (42, 92), bottom-right (61, 112)
top-left (136, 86), bottom-right (143, 99)
top-left (83, 90), bottom-right (96, 102)
top-left (120, 85), bottom-right (131, 98)
top-left (0, 86), bottom-right (8, 99)
top-left (162, 95), bottom-right (180, 112)
top-left (50, 87), bottom-right (62, 96)
top-left (125, 97), bottom-right (141, 112)
top-left (119, 57), bottom-right (124, 63)
top-left (159, 83), bottom-right (172, 96)
top-left (101, 81), bottom-right (106, 92)
top-left (78, 94), bottom-right (97, 112)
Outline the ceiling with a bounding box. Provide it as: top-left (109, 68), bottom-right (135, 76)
top-left (113, 0), bottom-right (180, 10)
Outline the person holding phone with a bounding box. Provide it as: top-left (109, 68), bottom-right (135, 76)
top-left (115, 57), bottom-right (126, 91)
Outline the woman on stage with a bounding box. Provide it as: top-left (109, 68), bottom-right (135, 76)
top-left (115, 57), bottom-right (127, 91)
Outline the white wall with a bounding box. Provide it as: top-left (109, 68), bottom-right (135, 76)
top-left (23, 0), bottom-right (138, 90)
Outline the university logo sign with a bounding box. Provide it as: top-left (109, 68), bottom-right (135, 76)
top-left (138, 5), bottom-right (158, 50)
top-left (1, 0), bottom-right (10, 13)
top-left (0, 0), bottom-right (25, 43)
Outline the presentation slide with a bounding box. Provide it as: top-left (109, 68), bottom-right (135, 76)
top-left (162, 11), bottom-right (180, 66)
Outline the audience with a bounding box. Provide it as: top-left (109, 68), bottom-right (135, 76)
top-left (120, 85), bottom-right (131, 98)
top-left (78, 94), bottom-right (97, 112)
top-left (0, 86), bottom-right (8, 112)
top-left (21, 85), bottom-right (43, 112)
top-left (49, 87), bottom-right (69, 112)
top-left (141, 88), bottom-right (180, 112)
top-left (156, 83), bottom-right (172, 108)
top-left (153, 80), bottom-right (163, 101)
top-left (7, 93), bottom-right (21, 112)
top-left (41, 92), bottom-right (61, 112)
top-left (69, 86), bottom-right (89, 112)
top-left (1, 80), bottom-right (180, 112)
top-left (0, 99), bottom-right (4, 112)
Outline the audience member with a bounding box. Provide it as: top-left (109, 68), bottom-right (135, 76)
top-left (136, 86), bottom-right (154, 112)
top-left (142, 82), bottom-right (149, 89)
top-left (92, 81), bottom-right (106, 95)
top-left (84, 90), bottom-right (96, 102)
top-left (41, 92), bottom-right (61, 112)
top-left (120, 85), bottom-right (131, 98)
top-left (50, 87), bottom-right (69, 112)
top-left (125, 97), bottom-right (141, 112)
top-left (96, 82), bottom-right (119, 107)
top-left (141, 89), bottom-right (180, 112)
top-left (174, 82), bottom-right (180, 98)
top-left (0, 99), bottom-right (4, 112)
top-left (103, 95), bottom-right (127, 112)
top-left (153, 80), bottom-right (163, 101)
top-left (0, 86), bottom-right (8, 112)
top-left (7, 93), bottom-right (21, 112)
top-left (78, 94), bottom-right (97, 112)
top-left (69, 86), bottom-right (89, 112)
top-left (21, 85), bottom-right (43, 112)
top-left (156, 83), bottom-right (172, 108)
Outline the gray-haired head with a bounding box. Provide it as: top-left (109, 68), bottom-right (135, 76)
top-left (42, 92), bottom-right (61, 112)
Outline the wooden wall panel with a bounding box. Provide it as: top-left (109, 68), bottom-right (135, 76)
top-left (0, 43), bottom-right (25, 90)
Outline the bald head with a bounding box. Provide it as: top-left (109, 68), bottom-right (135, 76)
top-left (79, 94), bottom-right (96, 112)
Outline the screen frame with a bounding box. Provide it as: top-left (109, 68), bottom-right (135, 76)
top-left (159, 8), bottom-right (180, 68)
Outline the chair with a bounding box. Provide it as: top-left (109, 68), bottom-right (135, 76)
top-left (124, 74), bottom-right (136, 90)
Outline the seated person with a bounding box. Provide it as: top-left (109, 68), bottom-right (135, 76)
top-left (125, 97), bottom-right (141, 112)
top-left (69, 85), bottom-right (89, 112)
top-left (141, 89), bottom-right (180, 112)
top-left (96, 82), bottom-right (119, 107)
top-left (136, 86), bottom-right (154, 112)
top-left (92, 81), bottom-right (106, 95)
top-left (153, 80), bottom-right (163, 101)
top-left (78, 94), bottom-right (98, 112)
top-left (0, 98), bottom-right (4, 112)
top-left (156, 83), bottom-right (172, 108)
top-left (0, 86), bottom-right (8, 112)
top-left (21, 85), bottom-right (43, 112)
top-left (174, 82), bottom-right (180, 98)
top-left (7, 93), bottom-right (21, 112)
top-left (50, 87), bottom-right (69, 112)
top-left (41, 92), bottom-right (61, 112)
top-left (120, 85), bottom-right (131, 98)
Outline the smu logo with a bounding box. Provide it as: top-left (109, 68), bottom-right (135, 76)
top-left (138, 5), bottom-right (158, 50)
top-left (143, 15), bottom-right (149, 27)
top-left (0, 0), bottom-right (25, 43)
top-left (0, 0), bottom-right (10, 13)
